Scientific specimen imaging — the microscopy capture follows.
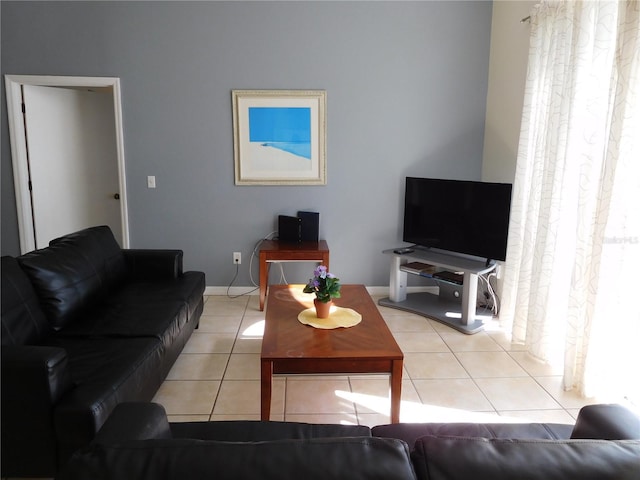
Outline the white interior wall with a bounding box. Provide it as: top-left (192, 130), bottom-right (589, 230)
top-left (482, 1), bottom-right (537, 184)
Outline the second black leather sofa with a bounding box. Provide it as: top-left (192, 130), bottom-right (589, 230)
top-left (59, 402), bottom-right (640, 480)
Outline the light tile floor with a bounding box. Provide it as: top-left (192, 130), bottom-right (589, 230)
top-left (151, 293), bottom-right (623, 427)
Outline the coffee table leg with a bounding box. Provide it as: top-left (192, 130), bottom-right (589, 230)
top-left (260, 360), bottom-right (273, 421)
top-left (259, 254), bottom-right (268, 311)
top-left (390, 359), bottom-right (403, 423)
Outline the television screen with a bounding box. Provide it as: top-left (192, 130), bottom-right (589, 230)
top-left (403, 177), bottom-right (512, 262)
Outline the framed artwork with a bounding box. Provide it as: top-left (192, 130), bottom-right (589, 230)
top-left (232, 90), bottom-right (326, 185)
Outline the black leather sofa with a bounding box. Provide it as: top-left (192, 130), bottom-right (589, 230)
top-left (1, 226), bottom-right (205, 478)
top-left (60, 402), bottom-right (640, 480)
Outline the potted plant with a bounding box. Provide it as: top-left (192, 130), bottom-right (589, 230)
top-left (303, 265), bottom-right (341, 318)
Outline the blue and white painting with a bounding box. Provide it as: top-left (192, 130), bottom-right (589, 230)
top-left (247, 107), bottom-right (312, 172)
top-left (249, 107), bottom-right (311, 159)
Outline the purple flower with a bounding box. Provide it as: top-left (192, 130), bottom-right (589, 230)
top-left (314, 265), bottom-right (328, 279)
top-left (303, 265), bottom-right (340, 301)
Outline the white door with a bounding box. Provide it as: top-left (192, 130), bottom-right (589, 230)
top-left (22, 84), bottom-right (123, 248)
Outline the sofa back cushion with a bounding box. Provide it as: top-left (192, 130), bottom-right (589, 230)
top-left (170, 419), bottom-right (371, 441)
top-left (411, 435), bottom-right (640, 480)
top-left (1, 256), bottom-right (51, 345)
top-left (17, 226), bottom-right (126, 330)
top-left (60, 437), bottom-right (417, 480)
top-left (372, 421), bottom-right (573, 447)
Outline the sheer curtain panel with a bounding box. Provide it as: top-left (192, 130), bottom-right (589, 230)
top-left (500, 0), bottom-right (640, 401)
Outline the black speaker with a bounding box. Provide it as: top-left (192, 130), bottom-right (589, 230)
top-left (278, 215), bottom-right (301, 243)
top-left (298, 211), bottom-right (319, 242)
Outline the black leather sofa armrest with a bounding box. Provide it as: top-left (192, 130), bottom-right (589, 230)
top-left (93, 403), bottom-right (172, 444)
top-left (571, 404), bottom-right (640, 440)
top-left (1, 345), bottom-right (72, 403)
top-left (1, 345), bottom-right (73, 475)
top-left (122, 250), bottom-right (184, 281)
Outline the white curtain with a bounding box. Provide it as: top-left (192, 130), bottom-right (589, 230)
top-left (501, 0), bottom-right (640, 400)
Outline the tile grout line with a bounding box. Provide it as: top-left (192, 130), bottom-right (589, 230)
top-left (207, 297), bottom-right (246, 420)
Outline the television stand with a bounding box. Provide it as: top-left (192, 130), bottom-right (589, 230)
top-left (379, 247), bottom-right (496, 334)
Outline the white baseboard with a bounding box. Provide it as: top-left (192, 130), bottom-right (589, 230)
top-left (204, 286), bottom-right (438, 296)
top-left (205, 286), bottom-right (260, 296)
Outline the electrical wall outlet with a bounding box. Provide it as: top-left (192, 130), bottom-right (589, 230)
top-left (233, 252), bottom-right (241, 265)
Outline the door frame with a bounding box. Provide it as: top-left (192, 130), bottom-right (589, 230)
top-left (5, 74), bottom-right (130, 252)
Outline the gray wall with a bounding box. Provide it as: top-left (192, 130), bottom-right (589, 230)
top-left (1, 1), bottom-right (493, 287)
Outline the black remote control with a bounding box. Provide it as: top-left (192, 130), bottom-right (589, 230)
top-left (393, 248), bottom-right (415, 254)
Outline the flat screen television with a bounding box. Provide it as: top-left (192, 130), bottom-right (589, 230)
top-left (403, 177), bottom-right (513, 262)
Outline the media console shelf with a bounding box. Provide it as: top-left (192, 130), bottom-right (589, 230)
top-left (379, 247), bottom-right (496, 334)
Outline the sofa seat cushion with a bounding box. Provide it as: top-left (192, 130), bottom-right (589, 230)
top-left (1, 256), bottom-right (51, 345)
top-left (17, 226), bottom-right (126, 330)
top-left (411, 435), bottom-right (640, 480)
top-left (372, 422), bottom-right (573, 448)
top-left (54, 272), bottom-right (205, 344)
top-left (60, 437), bottom-right (418, 480)
top-left (49, 336), bottom-right (165, 457)
top-left (110, 271), bottom-right (205, 321)
top-left (44, 336), bottom-right (163, 387)
top-left (56, 297), bottom-right (188, 345)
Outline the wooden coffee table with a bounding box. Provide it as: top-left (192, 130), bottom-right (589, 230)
top-left (261, 284), bottom-right (404, 423)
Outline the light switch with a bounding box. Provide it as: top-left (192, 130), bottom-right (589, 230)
top-left (147, 176), bottom-right (156, 188)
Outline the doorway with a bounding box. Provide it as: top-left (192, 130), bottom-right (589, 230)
top-left (4, 75), bottom-right (129, 252)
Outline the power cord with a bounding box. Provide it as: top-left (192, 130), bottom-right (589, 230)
top-left (226, 263), bottom-right (252, 298)
top-left (248, 231), bottom-right (278, 287)
top-left (226, 231), bottom-right (278, 299)
top-left (478, 271), bottom-right (500, 316)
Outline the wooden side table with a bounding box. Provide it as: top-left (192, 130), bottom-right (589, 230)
top-left (258, 240), bottom-right (330, 311)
